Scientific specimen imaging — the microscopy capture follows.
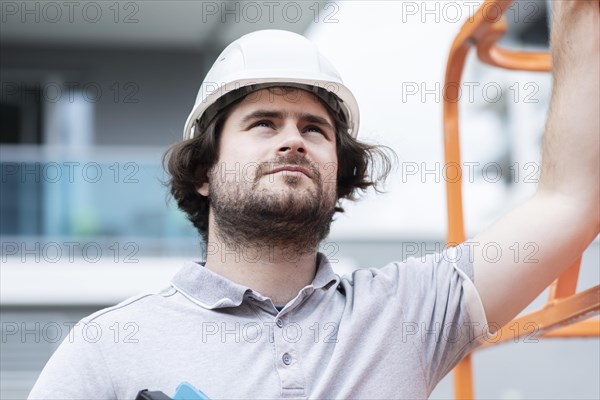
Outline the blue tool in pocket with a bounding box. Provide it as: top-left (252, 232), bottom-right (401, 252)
top-left (172, 382), bottom-right (210, 400)
top-left (136, 382), bottom-right (210, 400)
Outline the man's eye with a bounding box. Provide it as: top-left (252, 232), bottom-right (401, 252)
top-left (306, 125), bottom-right (325, 135)
top-left (252, 120), bottom-right (273, 128)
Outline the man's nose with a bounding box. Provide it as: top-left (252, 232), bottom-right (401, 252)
top-left (277, 125), bottom-right (306, 156)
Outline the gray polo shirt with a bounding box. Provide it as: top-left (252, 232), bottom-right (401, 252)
top-left (29, 242), bottom-right (489, 399)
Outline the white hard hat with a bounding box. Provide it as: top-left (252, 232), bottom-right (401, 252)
top-left (182, 29), bottom-right (360, 140)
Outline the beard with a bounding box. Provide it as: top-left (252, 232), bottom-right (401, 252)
top-left (208, 154), bottom-right (337, 255)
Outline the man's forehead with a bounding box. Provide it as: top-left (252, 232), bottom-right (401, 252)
top-left (236, 87), bottom-right (335, 122)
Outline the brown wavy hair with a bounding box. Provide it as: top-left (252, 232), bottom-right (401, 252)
top-left (164, 88), bottom-right (395, 242)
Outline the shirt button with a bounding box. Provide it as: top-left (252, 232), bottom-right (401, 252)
top-left (282, 353), bottom-right (292, 365)
top-left (276, 319), bottom-right (284, 328)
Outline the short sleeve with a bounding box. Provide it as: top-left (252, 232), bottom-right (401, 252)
top-left (390, 241), bottom-right (489, 390)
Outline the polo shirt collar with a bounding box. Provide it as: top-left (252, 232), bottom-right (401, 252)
top-left (170, 252), bottom-right (339, 310)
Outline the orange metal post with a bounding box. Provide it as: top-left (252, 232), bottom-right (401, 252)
top-left (442, 0), bottom-right (599, 398)
top-left (542, 319), bottom-right (600, 338)
top-left (547, 256), bottom-right (582, 302)
top-left (480, 285), bottom-right (600, 348)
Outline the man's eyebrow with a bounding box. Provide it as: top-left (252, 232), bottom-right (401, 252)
top-left (241, 110), bottom-right (284, 124)
top-left (299, 113), bottom-right (335, 131)
top-left (241, 110), bottom-right (334, 131)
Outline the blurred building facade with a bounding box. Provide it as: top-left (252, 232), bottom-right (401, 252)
top-left (1, 1), bottom-right (598, 399)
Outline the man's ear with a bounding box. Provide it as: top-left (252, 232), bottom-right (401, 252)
top-left (196, 182), bottom-right (209, 197)
top-left (195, 165), bottom-right (210, 197)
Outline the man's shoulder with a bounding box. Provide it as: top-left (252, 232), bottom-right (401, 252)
top-left (334, 242), bottom-right (475, 296)
top-left (79, 260), bottom-right (209, 326)
top-left (80, 285), bottom-right (178, 327)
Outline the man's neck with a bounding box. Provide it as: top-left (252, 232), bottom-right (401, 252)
top-left (203, 231), bottom-right (319, 307)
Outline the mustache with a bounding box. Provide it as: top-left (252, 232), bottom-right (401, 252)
top-left (255, 155), bottom-right (322, 181)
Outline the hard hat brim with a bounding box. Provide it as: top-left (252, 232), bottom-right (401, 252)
top-left (183, 79), bottom-right (359, 140)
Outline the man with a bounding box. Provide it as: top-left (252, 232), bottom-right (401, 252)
top-left (30, 2), bottom-right (598, 399)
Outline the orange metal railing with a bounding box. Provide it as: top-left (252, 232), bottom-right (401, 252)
top-left (442, 1), bottom-right (600, 398)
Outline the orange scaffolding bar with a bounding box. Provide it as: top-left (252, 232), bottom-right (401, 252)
top-left (442, 1), bottom-right (600, 398)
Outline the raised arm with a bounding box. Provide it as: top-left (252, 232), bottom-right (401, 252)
top-left (471, 0), bottom-right (600, 331)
